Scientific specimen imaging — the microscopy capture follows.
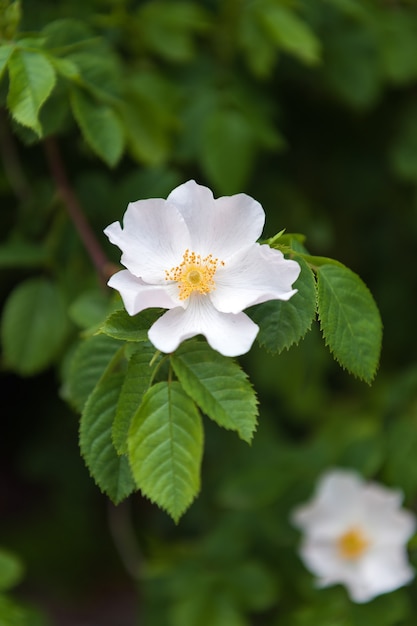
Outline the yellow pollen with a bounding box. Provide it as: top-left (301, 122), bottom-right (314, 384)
top-left (165, 249), bottom-right (224, 300)
top-left (337, 527), bottom-right (370, 560)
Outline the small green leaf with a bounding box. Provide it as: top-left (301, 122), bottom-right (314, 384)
top-left (68, 289), bottom-right (112, 330)
top-left (171, 341), bottom-right (258, 443)
top-left (1, 277), bottom-right (68, 376)
top-left (113, 342), bottom-right (158, 455)
top-left (65, 334), bottom-right (122, 413)
top-left (80, 365), bottom-right (136, 504)
top-left (250, 256), bottom-right (316, 353)
top-left (70, 87), bottom-right (124, 167)
top-left (0, 240), bottom-right (48, 268)
top-left (0, 548), bottom-right (24, 591)
top-left (7, 48), bottom-right (56, 135)
top-left (259, 4), bottom-right (321, 65)
top-left (317, 264), bottom-right (382, 382)
top-left (100, 308), bottom-right (162, 342)
top-left (0, 43), bottom-right (14, 80)
top-left (201, 107), bottom-right (255, 194)
top-left (128, 381), bottom-right (203, 522)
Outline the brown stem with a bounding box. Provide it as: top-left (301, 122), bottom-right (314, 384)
top-left (43, 136), bottom-right (118, 285)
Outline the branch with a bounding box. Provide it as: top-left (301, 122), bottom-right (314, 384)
top-left (43, 136), bottom-right (118, 285)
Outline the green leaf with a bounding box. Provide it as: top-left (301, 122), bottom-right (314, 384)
top-left (65, 334), bottom-right (122, 413)
top-left (128, 381), bottom-right (203, 522)
top-left (201, 107), bottom-right (255, 194)
top-left (259, 3), bottom-right (321, 65)
top-left (0, 240), bottom-right (49, 268)
top-left (250, 256), bottom-right (316, 353)
top-left (100, 308), bottom-right (162, 342)
top-left (138, 1), bottom-right (210, 63)
top-left (317, 264), bottom-right (382, 382)
top-left (68, 289), bottom-right (112, 330)
top-left (113, 342), bottom-right (158, 455)
top-left (1, 277), bottom-right (68, 376)
top-left (0, 43), bottom-right (14, 80)
top-left (0, 548), bottom-right (24, 591)
top-left (171, 341), bottom-right (258, 443)
top-left (70, 87), bottom-right (124, 167)
top-left (7, 48), bottom-right (56, 135)
top-left (80, 364), bottom-right (136, 504)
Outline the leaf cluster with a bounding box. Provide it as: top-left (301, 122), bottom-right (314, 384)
top-left (66, 313), bottom-right (258, 522)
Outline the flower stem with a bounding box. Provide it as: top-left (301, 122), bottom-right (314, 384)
top-left (43, 136), bottom-right (117, 286)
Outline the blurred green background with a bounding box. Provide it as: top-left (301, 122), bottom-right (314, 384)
top-left (1, 0), bottom-right (417, 623)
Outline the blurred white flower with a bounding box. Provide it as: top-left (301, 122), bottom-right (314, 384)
top-left (104, 180), bottom-right (300, 357)
top-left (291, 469), bottom-right (416, 603)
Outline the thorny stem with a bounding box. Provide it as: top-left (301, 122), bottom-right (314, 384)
top-left (0, 108), bottom-right (31, 203)
top-left (43, 136), bottom-right (117, 286)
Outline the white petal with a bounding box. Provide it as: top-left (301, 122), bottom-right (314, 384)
top-left (104, 198), bottom-right (190, 282)
top-left (148, 295), bottom-right (259, 356)
top-left (354, 547), bottom-right (415, 601)
top-left (108, 270), bottom-right (177, 315)
top-left (292, 470), bottom-right (364, 536)
top-left (167, 180), bottom-right (265, 258)
top-left (211, 244), bottom-right (300, 313)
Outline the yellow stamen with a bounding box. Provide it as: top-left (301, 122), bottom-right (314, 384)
top-left (337, 527), bottom-right (370, 560)
top-left (165, 249), bottom-right (225, 300)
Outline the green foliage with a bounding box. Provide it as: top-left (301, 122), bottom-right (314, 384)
top-left (0, 549), bottom-right (23, 592)
top-left (250, 256), bottom-right (317, 353)
top-left (79, 363), bottom-right (136, 504)
top-left (70, 87), bottom-right (124, 166)
top-left (1, 277), bottom-right (68, 375)
top-left (128, 381), bottom-right (203, 522)
top-left (2, 0), bottom-right (417, 621)
top-left (171, 341), bottom-right (258, 443)
top-left (100, 308), bottom-right (162, 342)
top-left (317, 264), bottom-right (382, 383)
top-left (7, 47), bottom-right (56, 135)
top-left (112, 341), bottom-right (157, 454)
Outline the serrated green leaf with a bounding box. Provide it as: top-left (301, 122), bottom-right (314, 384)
top-left (250, 256), bottom-right (316, 353)
top-left (128, 381), bottom-right (203, 522)
top-left (65, 334), bottom-right (122, 413)
top-left (259, 4), bottom-right (321, 65)
top-left (0, 548), bottom-right (24, 592)
top-left (0, 43), bottom-right (14, 80)
top-left (80, 367), bottom-right (136, 504)
top-left (113, 342), bottom-right (158, 454)
top-left (99, 308), bottom-right (162, 342)
top-left (171, 341), bottom-right (258, 442)
top-left (1, 277), bottom-right (68, 376)
top-left (7, 48), bottom-right (56, 135)
top-left (317, 264), bottom-right (382, 383)
top-left (49, 56), bottom-right (80, 80)
top-left (70, 87), bottom-right (124, 167)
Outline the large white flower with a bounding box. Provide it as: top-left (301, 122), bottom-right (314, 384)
top-left (291, 469), bottom-right (416, 603)
top-left (104, 180), bottom-right (300, 357)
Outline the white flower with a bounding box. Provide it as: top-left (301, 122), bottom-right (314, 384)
top-left (104, 180), bottom-right (300, 357)
top-left (291, 469), bottom-right (416, 603)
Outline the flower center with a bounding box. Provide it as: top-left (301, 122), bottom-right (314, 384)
top-left (165, 249), bottom-right (225, 301)
top-left (337, 527), bottom-right (370, 560)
